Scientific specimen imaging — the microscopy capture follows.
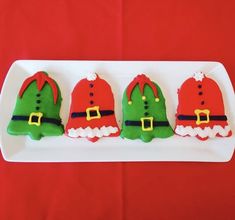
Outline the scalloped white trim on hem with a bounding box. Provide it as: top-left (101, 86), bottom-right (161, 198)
top-left (175, 125), bottom-right (231, 138)
top-left (68, 126), bottom-right (119, 138)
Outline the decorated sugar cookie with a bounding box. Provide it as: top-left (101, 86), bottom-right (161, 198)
top-left (121, 74), bottom-right (174, 142)
top-left (7, 71), bottom-right (64, 140)
top-left (175, 72), bottom-right (232, 140)
top-left (65, 73), bottom-right (120, 142)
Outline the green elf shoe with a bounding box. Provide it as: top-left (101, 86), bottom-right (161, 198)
top-left (7, 71), bottom-right (64, 140)
top-left (121, 74), bottom-right (174, 142)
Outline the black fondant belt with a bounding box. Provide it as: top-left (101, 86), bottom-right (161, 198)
top-left (12, 115), bottom-right (62, 126)
top-left (177, 115), bottom-right (227, 121)
top-left (71, 110), bottom-right (114, 118)
top-left (125, 117), bottom-right (170, 131)
top-left (177, 109), bottom-right (228, 125)
top-left (125, 120), bottom-right (170, 127)
top-left (71, 106), bottom-right (114, 121)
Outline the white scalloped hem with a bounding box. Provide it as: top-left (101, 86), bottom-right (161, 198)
top-left (175, 125), bottom-right (231, 138)
top-left (67, 126), bottom-right (119, 138)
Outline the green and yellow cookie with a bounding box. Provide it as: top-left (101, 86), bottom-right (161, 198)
top-left (121, 74), bottom-right (174, 142)
top-left (7, 71), bottom-right (64, 140)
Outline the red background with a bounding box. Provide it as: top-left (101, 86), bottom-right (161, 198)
top-left (0, 0), bottom-right (235, 219)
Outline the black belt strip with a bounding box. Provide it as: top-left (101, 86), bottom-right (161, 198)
top-left (177, 115), bottom-right (227, 121)
top-left (71, 110), bottom-right (114, 118)
top-left (125, 120), bottom-right (170, 127)
top-left (12, 115), bottom-right (62, 126)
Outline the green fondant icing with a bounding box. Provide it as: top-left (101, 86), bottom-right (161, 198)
top-left (7, 78), bottom-right (64, 140)
top-left (121, 82), bottom-right (174, 142)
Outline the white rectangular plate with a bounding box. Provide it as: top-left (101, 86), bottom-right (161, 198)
top-left (0, 60), bottom-right (234, 162)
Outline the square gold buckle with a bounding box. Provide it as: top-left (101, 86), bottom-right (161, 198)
top-left (140, 117), bottom-right (154, 131)
top-left (86, 106), bottom-right (101, 121)
top-left (28, 112), bottom-right (43, 126)
top-left (194, 109), bottom-right (210, 125)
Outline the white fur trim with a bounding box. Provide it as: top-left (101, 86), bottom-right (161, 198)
top-left (86, 73), bottom-right (97, 81)
top-left (193, 72), bottom-right (204, 81)
top-left (68, 126), bottom-right (119, 138)
top-left (175, 125), bottom-right (231, 138)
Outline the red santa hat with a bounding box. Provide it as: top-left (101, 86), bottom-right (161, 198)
top-left (175, 72), bottom-right (232, 140)
top-left (65, 73), bottom-right (120, 142)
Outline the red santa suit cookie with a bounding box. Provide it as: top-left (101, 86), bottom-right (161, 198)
top-left (65, 73), bottom-right (120, 142)
top-left (175, 72), bottom-right (232, 140)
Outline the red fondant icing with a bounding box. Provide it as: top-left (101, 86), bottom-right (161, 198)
top-left (175, 75), bottom-right (229, 129)
top-left (126, 74), bottom-right (159, 102)
top-left (19, 71), bottom-right (58, 104)
top-left (65, 74), bottom-right (120, 142)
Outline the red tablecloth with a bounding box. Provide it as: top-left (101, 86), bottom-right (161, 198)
top-left (0, 0), bottom-right (235, 219)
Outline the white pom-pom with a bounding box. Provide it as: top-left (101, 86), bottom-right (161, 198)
top-left (193, 72), bottom-right (205, 81)
top-left (86, 73), bottom-right (97, 81)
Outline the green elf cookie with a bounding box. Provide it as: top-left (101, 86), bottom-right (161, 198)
top-left (121, 74), bottom-right (174, 142)
top-left (7, 71), bottom-right (64, 140)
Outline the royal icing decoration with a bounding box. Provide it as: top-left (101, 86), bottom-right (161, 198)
top-left (175, 125), bottom-right (231, 139)
top-left (175, 72), bottom-right (232, 140)
top-left (7, 71), bottom-right (64, 140)
top-left (65, 73), bottom-right (120, 142)
top-left (193, 72), bottom-right (204, 81)
top-left (68, 126), bottom-right (119, 138)
top-left (86, 72), bottom-right (97, 81)
top-left (121, 74), bottom-right (174, 143)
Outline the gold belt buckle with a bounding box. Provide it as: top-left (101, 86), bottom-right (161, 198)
top-left (140, 117), bottom-right (154, 131)
top-left (86, 106), bottom-right (101, 121)
top-left (194, 109), bottom-right (210, 125)
top-left (28, 112), bottom-right (43, 126)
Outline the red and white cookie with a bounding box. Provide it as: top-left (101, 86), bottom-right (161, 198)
top-left (175, 72), bottom-right (232, 140)
top-left (65, 73), bottom-right (120, 142)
